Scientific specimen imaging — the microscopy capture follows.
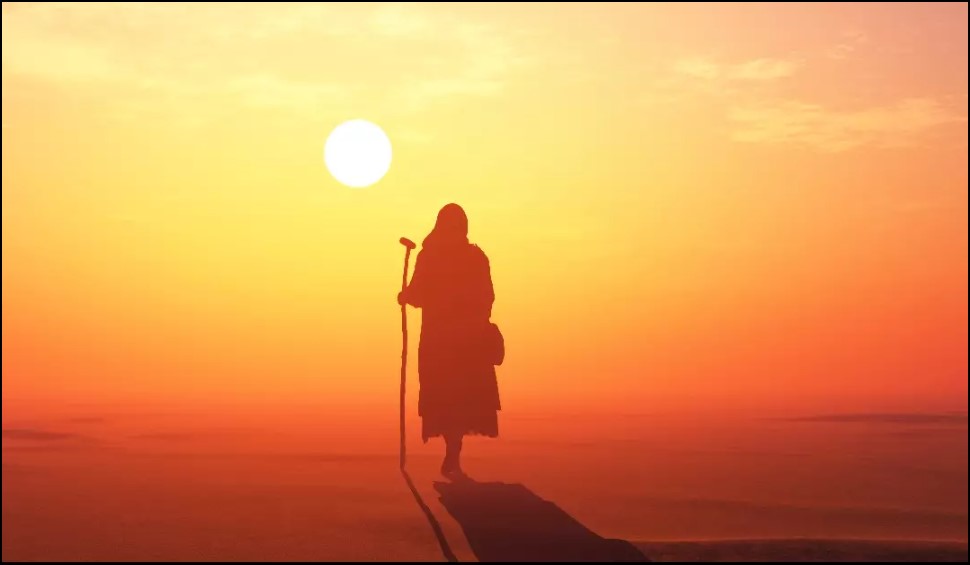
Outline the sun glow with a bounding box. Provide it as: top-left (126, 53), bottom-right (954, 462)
top-left (323, 119), bottom-right (393, 188)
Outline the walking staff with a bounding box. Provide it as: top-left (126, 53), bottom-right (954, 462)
top-left (398, 237), bottom-right (417, 469)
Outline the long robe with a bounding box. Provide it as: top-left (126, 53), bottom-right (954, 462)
top-left (404, 241), bottom-right (500, 441)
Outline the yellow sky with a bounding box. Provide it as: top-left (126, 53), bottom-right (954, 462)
top-left (2, 2), bottom-right (967, 415)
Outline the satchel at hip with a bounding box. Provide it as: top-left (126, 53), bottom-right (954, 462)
top-left (485, 322), bottom-right (505, 366)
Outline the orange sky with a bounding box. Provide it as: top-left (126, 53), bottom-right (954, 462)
top-left (2, 2), bottom-right (967, 416)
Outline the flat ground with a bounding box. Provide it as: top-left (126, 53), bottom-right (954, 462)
top-left (3, 408), bottom-right (967, 561)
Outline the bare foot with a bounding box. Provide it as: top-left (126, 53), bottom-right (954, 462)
top-left (443, 465), bottom-right (470, 482)
top-left (440, 457), bottom-right (457, 479)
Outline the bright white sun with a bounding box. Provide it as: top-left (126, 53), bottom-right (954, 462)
top-left (324, 119), bottom-right (392, 188)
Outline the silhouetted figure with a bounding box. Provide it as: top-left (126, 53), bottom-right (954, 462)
top-left (398, 204), bottom-right (499, 479)
top-left (434, 480), bottom-right (649, 562)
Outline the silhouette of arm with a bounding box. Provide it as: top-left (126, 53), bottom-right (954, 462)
top-left (404, 251), bottom-right (430, 308)
top-left (474, 249), bottom-right (495, 319)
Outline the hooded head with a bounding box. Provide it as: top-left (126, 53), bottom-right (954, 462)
top-left (422, 203), bottom-right (469, 249)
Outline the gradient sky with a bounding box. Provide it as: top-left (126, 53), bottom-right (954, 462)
top-left (2, 2), bottom-right (967, 417)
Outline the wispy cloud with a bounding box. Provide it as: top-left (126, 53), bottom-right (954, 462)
top-left (780, 412), bottom-right (968, 425)
top-left (66, 416), bottom-right (107, 424)
top-left (1, 3), bottom-right (532, 121)
top-left (731, 58), bottom-right (799, 81)
top-left (672, 58), bottom-right (721, 80)
top-left (3, 428), bottom-right (82, 441)
top-left (826, 30), bottom-right (869, 60)
top-left (729, 98), bottom-right (967, 152)
top-left (656, 42), bottom-right (966, 153)
top-left (395, 20), bottom-right (531, 111)
top-left (370, 3), bottom-right (433, 38)
top-left (673, 57), bottom-right (799, 82)
top-left (657, 55), bottom-right (802, 113)
top-left (131, 432), bottom-right (198, 442)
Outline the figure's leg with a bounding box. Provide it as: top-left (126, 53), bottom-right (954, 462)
top-left (441, 432), bottom-right (463, 477)
top-left (448, 433), bottom-right (463, 469)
